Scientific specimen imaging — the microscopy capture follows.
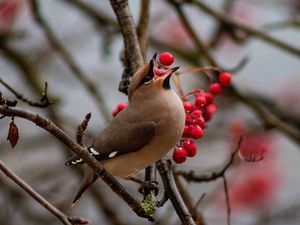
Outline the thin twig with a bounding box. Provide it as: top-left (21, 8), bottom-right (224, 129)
top-left (233, 86), bottom-right (300, 146)
top-left (195, 193), bottom-right (206, 209)
top-left (31, 0), bottom-right (110, 121)
top-left (167, 0), bottom-right (217, 66)
top-left (0, 160), bottom-right (89, 225)
top-left (179, 66), bottom-right (221, 75)
top-left (0, 91), bottom-right (17, 107)
top-left (222, 176), bottom-right (231, 225)
top-left (60, 0), bottom-right (117, 28)
top-left (0, 42), bottom-right (44, 95)
top-left (76, 113), bottom-right (91, 146)
top-left (176, 137), bottom-right (242, 182)
top-left (156, 159), bottom-right (196, 225)
top-left (209, 0), bottom-right (238, 48)
top-left (90, 187), bottom-right (130, 225)
top-left (262, 19), bottom-right (300, 31)
top-left (0, 106), bottom-right (153, 222)
top-left (0, 78), bottom-right (50, 107)
top-left (183, 0), bottom-right (300, 58)
top-left (137, 0), bottom-right (151, 60)
top-left (174, 174), bottom-right (206, 225)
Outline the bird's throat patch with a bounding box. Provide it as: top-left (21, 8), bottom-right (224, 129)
top-left (162, 74), bottom-right (171, 89)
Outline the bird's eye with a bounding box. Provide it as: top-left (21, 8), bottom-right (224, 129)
top-left (141, 76), bottom-right (152, 85)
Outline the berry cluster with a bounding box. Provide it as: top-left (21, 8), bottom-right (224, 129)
top-left (173, 71), bottom-right (232, 164)
top-left (111, 52), bottom-right (233, 165)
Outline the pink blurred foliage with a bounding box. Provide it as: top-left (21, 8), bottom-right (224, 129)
top-left (0, 0), bottom-right (28, 34)
top-left (229, 120), bottom-right (275, 161)
top-left (228, 165), bottom-right (280, 212)
top-left (213, 120), bottom-right (282, 213)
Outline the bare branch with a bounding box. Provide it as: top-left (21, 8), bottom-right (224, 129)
top-left (137, 0), bottom-right (151, 60)
top-left (174, 174), bottom-right (206, 225)
top-left (176, 137), bottom-right (242, 182)
top-left (167, 0), bottom-right (217, 66)
top-left (156, 159), bottom-right (196, 225)
top-left (222, 176), bottom-right (231, 225)
top-left (0, 160), bottom-right (89, 225)
top-left (31, 0), bottom-right (110, 121)
top-left (183, 0), bottom-right (300, 58)
top-left (0, 106), bottom-right (153, 222)
top-left (0, 78), bottom-right (51, 107)
top-left (109, 0), bottom-right (144, 71)
top-left (76, 113), bottom-right (91, 146)
top-left (109, 0), bottom-right (144, 94)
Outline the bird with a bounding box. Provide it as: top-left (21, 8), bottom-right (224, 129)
top-left (65, 54), bottom-right (185, 204)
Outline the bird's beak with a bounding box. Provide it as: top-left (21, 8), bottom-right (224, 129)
top-left (149, 53), bottom-right (179, 88)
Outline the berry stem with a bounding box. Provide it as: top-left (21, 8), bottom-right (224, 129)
top-left (178, 66), bottom-right (221, 75)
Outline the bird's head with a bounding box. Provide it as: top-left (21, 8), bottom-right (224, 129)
top-left (128, 53), bottom-right (179, 101)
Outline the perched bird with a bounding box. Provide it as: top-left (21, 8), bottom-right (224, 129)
top-left (65, 54), bottom-right (185, 204)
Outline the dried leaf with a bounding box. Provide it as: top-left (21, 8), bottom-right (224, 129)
top-left (7, 120), bottom-right (19, 148)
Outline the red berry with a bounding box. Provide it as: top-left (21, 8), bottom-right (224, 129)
top-left (112, 103), bottom-right (127, 117)
top-left (203, 93), bottom-right (214, 104)
top-left (195, 96), bottom-right (206, 107)
top-left (190, 104), bottom-right (198, 112)
top-left (172, 147), bottom-right (187, 163)
top-left (190, 125), bottom-right (204, 139)
top-left (183, 101), bottom-right (192, 112)
top-left (117, 103), bottom-right (127, 111)
top-left (182, 125), bottom-right (191, 137)
top-left (183, 139), bottom-right (197, 157)
top-left (191, 110), bottom-right (202, 118)
top-left (209, 83), bottom-right (222, 95)
top-left (205, 104), bottom-right (218, 121)
top-left (185, 114), bottom-right (192, 125)
top-left (159, 52), bottom-right (174, 66)
top-left (112, 110), bottom-right (118, 117)
top-left (194, 117), bottom-right (205, 129)
top-left (219, 72), bottom-right (232, 87)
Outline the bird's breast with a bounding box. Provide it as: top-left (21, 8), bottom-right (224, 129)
top-left (102, 90), bottom-right (185, 178)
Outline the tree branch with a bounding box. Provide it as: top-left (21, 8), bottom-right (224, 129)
top-left (31, 0), bottom-right (111, 121)
top-left (0, 78), bottom-right (50, 108)
top-left (176, 137), bottom-right (242, 182)
top-left (0, 160), bottom-right (89, 225)
top-left (0, 106), bottom-right (153, 222)
top-left (137, 0), bottom-right (151, 60)
top-left (174, 174), bottom-right (206, 225)
top-left (156, 159), bottom-right (196, 225)
top-left (222, 175), bottom-right (231, 225)
top-left (109, 0), bottom-right (144, 94)
top-left (183, 0), bottom-right (300, 58)
top-left (167, 0), bottom-right (217, 66)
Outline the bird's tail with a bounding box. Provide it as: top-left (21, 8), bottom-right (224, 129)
top-left (72, 165), bottom-right (99, 206)
top-left (65, 147), bottom-right (100, 166)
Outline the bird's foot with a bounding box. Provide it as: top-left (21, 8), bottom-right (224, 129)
top-left (138, 180), bottom-right (159, 196)
top-left (128, 177), bottom-right (159, 196)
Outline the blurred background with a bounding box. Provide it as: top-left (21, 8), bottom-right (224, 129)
top-left (0, 0), bottom-right (300, 224)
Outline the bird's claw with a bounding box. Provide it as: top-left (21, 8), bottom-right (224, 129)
top-left (138, 180), bottom-right (159, 196)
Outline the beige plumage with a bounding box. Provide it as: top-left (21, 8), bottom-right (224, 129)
top-left (66, 55), bottom-right (185, 204)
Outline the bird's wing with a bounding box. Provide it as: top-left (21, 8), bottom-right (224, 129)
top-left (65, 121), bottom-right (156, 165)
top-left (92, 120), bottom-right (156, 157)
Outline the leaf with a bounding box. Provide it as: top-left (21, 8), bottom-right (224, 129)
top-left (141, 193), bottom-right (157, 219)
top-left (7, 120), bottom-right (19, 148)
